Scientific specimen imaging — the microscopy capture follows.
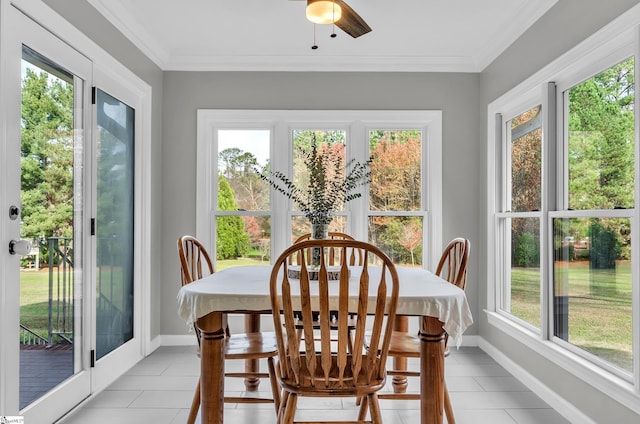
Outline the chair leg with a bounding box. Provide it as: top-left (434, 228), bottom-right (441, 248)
top-left (367, 393), bottom-right (383, 424)
top-left (187, 380), bottom-right (200, 424)
top-left (268, 357), bottom-right (281, 413)
top-left (282, 393), bottom-right (298, 424)
top-left (357, 395), bottom-right (369, 421)
top-left (444, 381), bottom-right (455, 424)
top-left (278, 391), bottom-right (290, 424)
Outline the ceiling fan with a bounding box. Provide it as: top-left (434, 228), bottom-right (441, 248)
top-left (293, 0), bottom-right (372, 38)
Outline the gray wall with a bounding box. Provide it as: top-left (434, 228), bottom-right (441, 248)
top-left (161, 71), bottom-right (481, 334)
top-left (43, 0), bottom-right (164, 340)
top-left (479, 0), bottom-right (640, 423)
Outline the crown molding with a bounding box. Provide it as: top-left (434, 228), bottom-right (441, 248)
top-left (88, 0), bottom-right (559, 73)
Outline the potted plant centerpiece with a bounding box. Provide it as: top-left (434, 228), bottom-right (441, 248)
top-left (260, 133), bottom-right (371, 256)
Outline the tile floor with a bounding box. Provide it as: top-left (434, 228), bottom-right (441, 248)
top-left (57, 345), bottom-right (571, 424)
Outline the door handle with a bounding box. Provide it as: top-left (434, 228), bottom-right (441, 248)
top-left (9, 239), bottom-right (32, 255)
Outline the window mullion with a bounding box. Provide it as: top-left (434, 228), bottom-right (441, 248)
top-left (271, 121), bottom-right (290, 257)
top-left (542, 81), bottom-right (557, 341)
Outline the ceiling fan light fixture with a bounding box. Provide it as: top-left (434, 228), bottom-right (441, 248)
top-left (306, 0), bottom-right (342, 25)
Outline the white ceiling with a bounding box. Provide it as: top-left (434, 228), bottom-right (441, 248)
top-left (88, 0), bottom-right (558, 72)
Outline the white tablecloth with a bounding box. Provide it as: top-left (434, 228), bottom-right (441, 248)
top-left (177, 265), bottom-right (473, 346)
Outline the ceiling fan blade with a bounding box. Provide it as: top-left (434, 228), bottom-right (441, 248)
top-left (335, 0), bottom-right (371, 38)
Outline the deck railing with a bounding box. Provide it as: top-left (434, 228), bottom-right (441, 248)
top-left (47, 237), bottom-right (74, 345)
top-left (20, 324), bottom-right (48, 346)
top-left (21, 236), bottom-right (125, 347)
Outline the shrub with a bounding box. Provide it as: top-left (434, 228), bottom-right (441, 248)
top-left (514, 232), bottom-right (539, 267)
top-left (216, 176), bottom-right (250, 260)
top-left (589, 222), bottom-right (620, 269)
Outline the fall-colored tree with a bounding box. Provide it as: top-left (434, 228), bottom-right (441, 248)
top-left (398, 219), bottom-right (422, 265)
top-left (511, 106), bottom-right (542, 213)
top-left (368, 131), bottom-right (422, 264)
top-left (370, 134), bottom-right (421, 212)
top-left (243, 216), bottom-right (263, 243)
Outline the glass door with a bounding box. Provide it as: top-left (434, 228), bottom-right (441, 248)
top-left (94, 88), bottom-right (135, 360)
top-left (90, 76), bottom-right (142, 391)
top-left (19, 45), bottom-right (82, 409)
top-left (2, 5), bottom-right (145, 420)
top-left (1, 6), bottom-right (92, 422)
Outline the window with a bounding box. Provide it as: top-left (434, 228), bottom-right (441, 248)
top-left (497, 106), bottom-right (543, 329)
top-left (291, 129), bottom-right (348, 240)
top-left (368, 130), bottom-right (426, 266)
top-left (553, 57), bottom-right (634, 373)
top-left (215, 130), bottom-right (271, 267)
top-left (489, 31), bottom-right (637, 389)
top-left (197, 110), bottom-right (442, 271)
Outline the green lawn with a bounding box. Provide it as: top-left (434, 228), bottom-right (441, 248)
top-left (21, 266), bottom-right (124, 343)
top-left (20, 269), bottom-right (53, 340)
top-left (19, 258), bottom-right (266, 337)
top-left (217, 257), bottom-right (267, 270)
top-left (511, 261), bottom-right (632, 371)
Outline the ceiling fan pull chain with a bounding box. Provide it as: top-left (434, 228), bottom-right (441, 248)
top-left (312, 23), bottom-right (319, 50)
top-left (331, 1), bottom-right (337, 38)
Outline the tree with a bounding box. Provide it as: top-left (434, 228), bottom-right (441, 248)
top-left (370, 134), bottom-right (421, 211)
top-left (589, 222), bottom-right (621, 269)
top-left (21, 67), bottom-right (74, 240)
top-left (243, 216), bottom-right (262, 244)
top-left (514, 233), bottom-right (540, 267)
top-left (216, 176), bottom-right (251, 260)
top-left (219, 147), bottom-right (268, 211)
top-left (398, 220), bottom-right (422, 265)
top-left (509, 59), bottom-right (635, 263)
top-left (568, 58), bottom-right (634, 211)
top-left (288, 130), bottom-right (355, 235)
top-left (510, 106), bottom-right (542, 213)
top-left (368, 131), bottom-right (422, 264)
top-left (509, 107), bottom-right (543, 265)
top-left (567, 58), bottom-right (634, 258)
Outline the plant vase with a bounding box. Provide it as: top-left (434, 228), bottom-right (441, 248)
top-left (310, 222), bottom-right (329, 267)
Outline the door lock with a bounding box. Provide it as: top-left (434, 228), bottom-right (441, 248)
top-left (9, 205), bottom-right (20, 220)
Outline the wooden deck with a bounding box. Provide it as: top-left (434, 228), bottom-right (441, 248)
top-left (20, 344), bottom-right (73, 409)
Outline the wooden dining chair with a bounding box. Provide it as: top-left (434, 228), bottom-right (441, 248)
top-left (290, 231), bottom-right (364, 266)
top-left (177, 235), bottom-right (280, 424)
top-left (378, 237), bottom-right (470, 424)
top-left (291, 232), bottom-right (362, 346)
top-left (270, 239), bottom-right (400, 424)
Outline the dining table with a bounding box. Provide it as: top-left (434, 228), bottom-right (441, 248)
top-left (177, 264), bottom-right (473, 424)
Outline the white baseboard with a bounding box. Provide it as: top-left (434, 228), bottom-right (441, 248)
top-left (157, 333), bottom-right (480, 347)
top-left (456, 334), bottom-right (479, 347)
top-left (478, 337), bottom-right (596, 424)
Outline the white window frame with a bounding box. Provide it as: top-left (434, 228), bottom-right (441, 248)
top-left (196, 110), bottom-right (442, 270)
top-left (486, 11), bottom-right (640, 414)
top-left (494, 100), bottom-right (546, 335)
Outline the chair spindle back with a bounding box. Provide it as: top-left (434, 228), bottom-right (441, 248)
top-left (435, 237), bottom-right (470, 290)
top-left (271, 239), bottom-right (399, 390)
